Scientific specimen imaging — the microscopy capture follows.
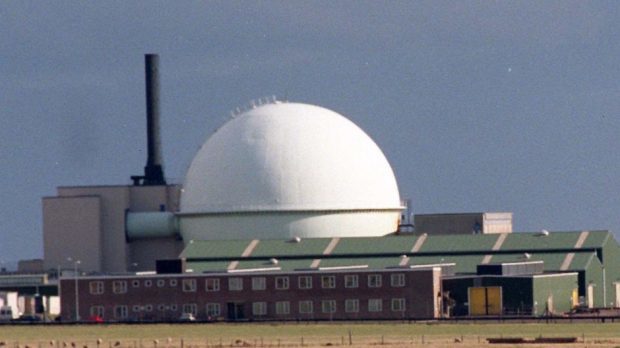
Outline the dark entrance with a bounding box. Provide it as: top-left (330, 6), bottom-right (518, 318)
top-left (227, 302), bottom-right (245, 321)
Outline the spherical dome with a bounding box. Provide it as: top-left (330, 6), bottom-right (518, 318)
top-left (179, 102), bottom-right (402, 240)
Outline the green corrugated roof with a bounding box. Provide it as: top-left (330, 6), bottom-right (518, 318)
top-left (180, 240), bottom-right (251, 258)
top-left (481, 252), bottom-right (597, 271)
top-left (251, 238), bottom-right (332, 257)
top-left (331, 236), bottom-right (418, 255)
top-left (417, 234), bottom-right (500, 253)
top-left (407, 255), bottom-right (485, 274)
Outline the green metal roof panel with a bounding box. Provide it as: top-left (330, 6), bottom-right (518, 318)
top-left (580, 230), bottom-right (611, 248)
top-left (407, 255), bottom-right (485, 274)
top-left (251, 238), bottom-right (332, 257)
top-left (185, 261), bottom-right (232, 273)
top-left (331, 236), bottom-right (418, 255)
top-left (500, 232), bottom-right (581, 251)
top-left (180, 240), bottom-right (251, 259)
top-left (483, 252), bottom-right (596, 271)
top-left (317, 257), bottom-right (401, 269)
top-left (417, 234), bottom-right (499, 253)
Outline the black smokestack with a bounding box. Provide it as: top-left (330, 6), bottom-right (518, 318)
top-left (136, 54), bottom-right (166, 186)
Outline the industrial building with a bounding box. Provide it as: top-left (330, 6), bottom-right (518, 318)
top-left (13, 54), bottom-right (617, 322)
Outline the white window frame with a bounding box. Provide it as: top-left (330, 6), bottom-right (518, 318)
top-left (368, 274), bottom-right (382, 288)
top-left (252, 277), bottom-right (266, 290)
top-left (368, 299), bottom-right (383, 312)
top-left (112, 280), bottom-right (127, 294)
top-left (89, 305), bottom-right (104, 318)
top-left (169, 279), bottom-right (178, 287)
top-left (299, 300), bottom-right (313, 314)
top-left (206, 303), bottom-right (220, 317)
top-left (114, 305), bottom-right (128, 319)
top-left (275, 276), bottom-right (289, 290)
top-left (89, 281), bottom-right (104, 295)
top-left (144, 280), bottom-right (152, 287)
top-left (157, 279), bottom-right (166, 288)
top-left (390, 273), bottom-right (405, 287)
top-left (391, 298), bottom-right (406, 312)
top-left (345, 299), bottom-right (359, 313)
top-left (182, 303), bottom-right (198, 315)
top-left (252, 302), bottom-right (267, 316)
top-left (344, 275), bottom-right (359, 288)
top-left (275, 301), bottom-right (290, 315)
top-left (205, 278), bottom-right (220, 292)
top-left (298, 276), bottom-right (313, 289)
top-left (321, 300), bottom-right (336, 313)
top-left (321, 276), bottom-right (336, 289)
top-left (229, 277), bottom-right (243, 291)
top-left (182, 279), bottom-right (197, 292)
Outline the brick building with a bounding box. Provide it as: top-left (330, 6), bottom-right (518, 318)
top-left (60, 267), bottom-right (441, 322)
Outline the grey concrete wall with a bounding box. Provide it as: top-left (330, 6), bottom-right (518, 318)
top-left (43, 195), bottom-right (102, 272)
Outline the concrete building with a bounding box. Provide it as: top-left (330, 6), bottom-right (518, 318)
top-left (414, 212), bottom-right (513, 235)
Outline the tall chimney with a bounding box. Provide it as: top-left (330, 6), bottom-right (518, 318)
top-left (140, 54), bottom-right (166, 185)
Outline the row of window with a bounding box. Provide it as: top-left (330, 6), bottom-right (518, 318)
top-left (89, 298), bottom-right (407, 319)
top-left (89, 274), bottom-right (406, 295)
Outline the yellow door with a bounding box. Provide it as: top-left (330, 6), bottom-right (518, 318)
top-left (469, 286), bottom-right (502, 315)
top-left (486, 287), bottom-right (502, 315)
top-left (469, 287), bottom-right (488, 315)
top-left (572, 288), bottom-right (579, 308)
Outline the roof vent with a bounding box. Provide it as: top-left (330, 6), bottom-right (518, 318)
top-left (290, 236), bottom-right (302, 243)
top-left (269, 258), bottom-right (279, 265)
top-left (540, 229), bottom-right (550, 236)
top-left (523, 252), bottom-right (531, 259)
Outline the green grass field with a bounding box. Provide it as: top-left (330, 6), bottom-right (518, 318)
top-left (1, 322), bottom-right (620, 347)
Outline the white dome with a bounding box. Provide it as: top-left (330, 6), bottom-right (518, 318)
top-left (179, 102), bottom-right (402, 240)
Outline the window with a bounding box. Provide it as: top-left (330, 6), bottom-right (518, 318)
top-left (206, 303), bottom-right (220, 317)
top-left (275, 276), bottom-right (289, 290)
top-left (391, 298), bottom-right (406, 312)
top-left (299, 300), bottom-right (313, 314)
top-left (169, 279), bottom-right (178, 287)
top-left (345, 299), bottom-right (359, 313)
top-left (390, 273), bottom-right (405, 287)
top-left (144, 280), bottom-right (152, 287)
top-left (157, 279), bottom-right (166, 287)
top-left (170, 304), bottom-right (178, 311)
top-left (229, 277), bottom-right (243, 291)
top-left (182, 279), bottom-right (197, 292)
top-left (157, 304), bottom-right (167, 311)
top-left (298, 276), bottom-right (312, 289)
top-left (252, 302), bottom-right (267, 316)
top-left (321, 276), bottom-right (336, 289)
top-left (112, 280), bottom-right (127, 294)
top-left (131, 280), bottom-right (140, 288)
top-left (132, 305), bottom-right (142, 312)
top-left (89, 281), bottom-right (104, 295)
top-left (182, 303), bottom-right (198, 315)
top-left (114, 305), bottom-right (128, 319)
top-left (321, 300), bottom-right (336, 313)
top-left (368, 274), bottom-right (382, 288)
top-left (368, 299), bottom-right (382, 312)
top-left (90, 305), bottom-right (104, 318)
top-left (144, 304), bottom-right (153, 312)
top-left (252, 277), bottom-right (266, 290)
top-left (275, 301), bottom-right (290, 315)
top-left (205, 278), bottom-right (220, 292)
top-left (344, 275), bottom-right (358, 288)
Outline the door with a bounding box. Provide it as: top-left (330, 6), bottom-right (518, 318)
top-left (587, 284), bottom-right (594, 308)
top-left (227, 302), bottom-right (245, 321)
top-left (468, 286), bottom-right (502, 315)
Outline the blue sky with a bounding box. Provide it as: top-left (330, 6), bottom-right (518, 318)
top-left (1, 1), bottom-right (620, 264)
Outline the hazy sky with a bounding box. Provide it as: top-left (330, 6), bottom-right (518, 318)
top-left (2, 1), bottom-right (620, 264)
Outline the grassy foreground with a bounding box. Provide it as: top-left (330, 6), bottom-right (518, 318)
top-left (1, 322), bottom-right (620, 347)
